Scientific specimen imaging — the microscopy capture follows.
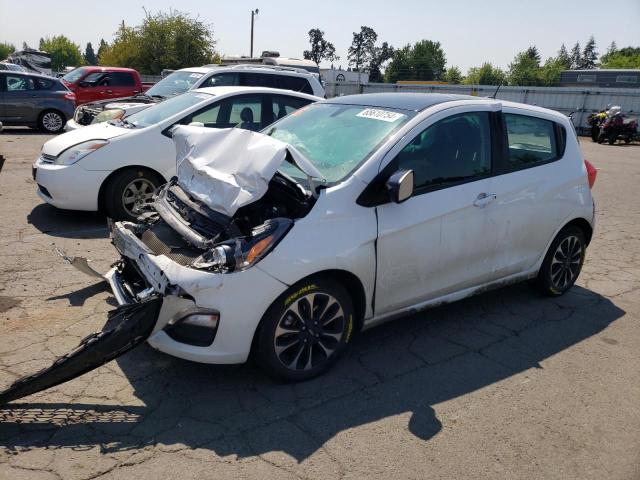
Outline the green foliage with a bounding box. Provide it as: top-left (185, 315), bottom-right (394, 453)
top-left (96, 39), bottom-right (109, 63)
top-left (580, 36), bottom-right (598, 69)
top-left (538, 57), bottom-right (565, 86)
top-left (347, 26), bottom-right (378, 72)
top-left (0, 42), bottom-right (15, 60)
top-left (84, 42), bottom-right (97, 65)
top-left (443, 65), bottom-right (463, 84)
top-left (99, 9), bottom-right (217, 74)
top-left (40, 35), bottom-right (84, 71)
top-left (508, 50), bottom-right (542, 85)
top-left (570, 42), bottom-right (581, 69)
top-left (368, 42), bottom-right (394, 83)
top-left (384, 40), bottom-right (446, 83)
top-left (600, 46), bottom-right (640, 69)
top-left (462, 63), bottom-right (506, 85)
top-left (303, 28), bottom-right (338, 67)
top-left (525, 46), bottom-right (541, 64)
top-left (557, 44), bottom-right (571, 69)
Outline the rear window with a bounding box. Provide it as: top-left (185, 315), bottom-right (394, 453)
top-left (34, 77), bottom-right (54, 90)
top-left (505, 114), bottom-right (558, 168)
top-left (278, 75), bottom-right (313, 94)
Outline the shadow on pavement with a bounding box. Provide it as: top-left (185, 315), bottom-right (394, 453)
top-left (46, 281), bottom-right (111, 307)
top-left (28, 203), bottom-right (109, 239)
top-left (0, 284), bottom-right (625, 461)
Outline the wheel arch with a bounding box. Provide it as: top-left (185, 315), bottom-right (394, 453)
top-left (97, 165), bottom-right (167, 212)
top-left (563, 217), bottom-right (593, 246)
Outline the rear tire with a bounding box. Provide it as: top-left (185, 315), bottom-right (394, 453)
top-left (254, 277), bottom-right (355, 382)
top-left (608, 134), bottom-right (616, 145)
top-left (38, 110), bottom-right (65, 133)
top-left (102, 168), bottom-right (163, 221)
top-left (530, 226), bottom-right (586, 296)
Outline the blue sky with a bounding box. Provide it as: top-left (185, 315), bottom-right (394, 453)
top-left (1, 0), bottom-right (638, 71)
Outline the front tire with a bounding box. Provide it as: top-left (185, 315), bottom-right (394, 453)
top-left (254, 277), bottom-right (355, 381)
top-left (102, 168), bottom-right (163, 221)
top-left (38, 110), bottom-right (65, 133)
top-left (531, 226), bottom-right (586, 296)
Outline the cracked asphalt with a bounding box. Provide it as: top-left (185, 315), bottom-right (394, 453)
top-left (0, 128), bottom-right (639, 479)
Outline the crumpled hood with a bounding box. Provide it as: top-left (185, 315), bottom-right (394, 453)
top-left (173, 126), bottom-right (324, 217)
top-left (41, 123), bottom-right (130, 156)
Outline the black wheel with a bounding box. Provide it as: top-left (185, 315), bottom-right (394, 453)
top-left (597, 132), bottom-right (606, 144)
top-left (590, 126), bottom-right (599, 142)
top-left (254, 277), bottom-right (355, 381)
top-left (38, 109), bottom-right (65, 133)
top-left (102, 168), bottom-right (163, 221)
top-left (608, 134), bottom-right (616, 145)
top-left (624, 136), bottom-right (632, 144)
top-left (531, 226), bottom-right (586, 296)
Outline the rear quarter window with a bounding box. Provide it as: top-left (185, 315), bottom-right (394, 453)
top-left (504, 114), bottom-right (561, 169)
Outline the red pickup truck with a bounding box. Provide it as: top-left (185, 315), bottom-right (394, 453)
top-left (60, 66), bottom-right (152, 105)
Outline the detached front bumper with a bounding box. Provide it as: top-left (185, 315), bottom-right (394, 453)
top-left (109, 222), bottom-right (288, 364)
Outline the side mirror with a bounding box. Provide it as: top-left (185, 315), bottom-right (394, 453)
top-left (78, 80), bottom-right (91, 88)
top-left (188, 121), bottom-right (205, 127)
top-left (386, 169), bottom-right (414, 203)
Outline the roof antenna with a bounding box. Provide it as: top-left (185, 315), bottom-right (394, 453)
top-left (490, 81), bottom-right (503, 99)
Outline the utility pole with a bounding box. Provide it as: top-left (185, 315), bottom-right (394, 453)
top-left (250, 9), bottom-right (259, 58)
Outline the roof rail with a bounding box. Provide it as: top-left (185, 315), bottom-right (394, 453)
top-left (223, 63), bottom-right (311, 75)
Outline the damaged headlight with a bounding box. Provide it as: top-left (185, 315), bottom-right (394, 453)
top-left (191, 217), bottom-right (293, 272)
top-left (92, 108), bottom-right (125, 124)
top-left (55, 140), bottom-right (109, 165)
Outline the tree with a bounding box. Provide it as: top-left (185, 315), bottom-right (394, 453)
top-left (606, 41), bottom-right (617, 56)
top-left (22, 41), bottom-right (30, 51)
top-left (96, 38), bottom-right (109, 63)
top-left (39, 35), bottom-right (84, 71)
top-left (303, 28), bottom-right (338, 67)
top-left (84, 42), bottom-right (97, 65)
top-left (570, 42), bottom-right (581, 69)
top-left (347, 26), bottom-right (377, 72)
top-left (0, 42), bottom-right (15, 60)
top-left (384, 40), bottom-right (446, 83)
top-left (39, 38), bottom-right (45, 50)
top-left (557, 44), bottom-right (571, 69)
top-left (462, 63), bottom-right (506, 85)
top-left (507, 50), bottom-right (541, 86)
top-left (600, 46), bottom-right (640, 69)
top-left (538, 57), bottom-right (565, 86)
top-left (525, 45), bottom-right (541, 65)
top-left (443, 66), bottom-right (463, 84)
top-left (580, 36), bottom-right (598, 69)
top-left (100, 10), bottom-right (217, 73)
top-left (368, 42), bottom-right (394, 82)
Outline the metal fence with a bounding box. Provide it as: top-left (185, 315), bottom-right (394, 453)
top-left (325, 82), bottom-right (640, 134)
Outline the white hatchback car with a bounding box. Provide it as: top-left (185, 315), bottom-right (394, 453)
top-left (102, 93), bottom-right (597, 381)
top-left (33, 86), bottom-right (320, 220)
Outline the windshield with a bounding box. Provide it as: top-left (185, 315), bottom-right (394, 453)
top-left (62, 67), bottom-right (89, 83)
top-left (125, 91), bottom-right (213, 128)
top-left (145, 70), bottom-right (205, 97)
top-left (265, 103), bottom-right (412, 182)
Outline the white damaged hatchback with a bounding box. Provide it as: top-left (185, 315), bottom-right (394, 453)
top-left (101, 93), bottom-right (597, 381)
top-left (0, 93), bottom-right (598, 402)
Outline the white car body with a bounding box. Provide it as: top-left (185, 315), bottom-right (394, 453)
top-left (34, 87), bottom-right (321, 212)
top-left (64, 65), bottom-right (325, 131)
top-left (105, 93), bottom-right (595, 368)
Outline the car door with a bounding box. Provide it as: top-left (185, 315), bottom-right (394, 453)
top-left (109, 72), bottom-right (137, 98)
top-left (373, 106), bottom-right (501, 315)
top-left (0, 73), bottom-right (6, 120)
top-left (482, 109), bottom-right (570, 277)
top-left (75, 72), bottom-right (108, 104)
top-left (2, 74), bottom-right (36, 120)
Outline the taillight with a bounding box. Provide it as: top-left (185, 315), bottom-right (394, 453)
top-left (64, 92), bottom-right (76, 101)
top-left (584, 159), bottom-right (597, 189)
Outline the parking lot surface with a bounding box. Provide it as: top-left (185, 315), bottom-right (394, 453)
top-left (0, 129), bottom-right (639, 479)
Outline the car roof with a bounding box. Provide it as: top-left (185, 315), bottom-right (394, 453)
top-left (0, 70), bottom-right (60, 81)
top-left (78, 66), bottom-right (137, 73)
top-left (324, 93), bottom-right (481, 112)
top-left (191, 85), bottom-right (321, 100)
top-left (175, 65), bottom-right (315, 77)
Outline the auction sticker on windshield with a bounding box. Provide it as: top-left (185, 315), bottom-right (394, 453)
top-left (356, 108), bottom-right (406, 122)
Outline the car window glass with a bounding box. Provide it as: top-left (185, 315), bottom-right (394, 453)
top-left (202, 72), bottom-right (239, 87)
top-left (145, 70), bottom-right (203, 97)
top-left (240, 72), bottom-right (277, 88)
top-left (505, 113), bottom-right (557, 167)
top-left (396, 111), bottom-right (492, 191)
top-left (127, 91), bottom-right (213, 128)
top-left (6, 75), bottom-right (34, 91)
top-left (228, 96), bottom-right (262, 131)
top-left (191, 104), bottom-right (221, 125)
top-left (34, 78), bottom-right (54, 90)
top-left (277, 75), bottom-right (306, 92)
top-left (83, 72), bottom-right (107, 85)
top-left (272, 95), bottom-right (310, 120)
top-left (62, 67), bottom-right (89, 83)
top-left (110, 72), bottom-right (135, 86)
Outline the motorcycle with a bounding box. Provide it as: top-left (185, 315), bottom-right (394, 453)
top-left (597, 113), bottom-right (638, 145)
top-left (587, 112), bottom-right (607, 142)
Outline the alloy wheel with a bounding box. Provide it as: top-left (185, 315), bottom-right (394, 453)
top-left (121, 178), bottom-right (156, 216)
top-left (550, 235), bottom-right (583, 290)
top-left (42, 112), bottom-right (63, 132)
top-left (274, 292), bottom-right (346, 371)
